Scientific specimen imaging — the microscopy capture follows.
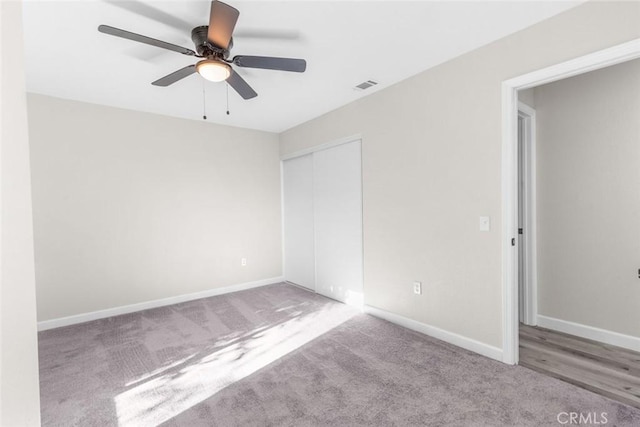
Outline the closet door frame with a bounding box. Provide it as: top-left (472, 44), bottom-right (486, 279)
top-left (281, 134), bottom-right (363, 303)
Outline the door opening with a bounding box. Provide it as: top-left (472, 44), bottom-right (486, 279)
top-left (501, 38), bottom-right (640, 366)
top-left (517, 102), bottom-right (537, 327)
top-left (518, 115), bottom-right (525, 324)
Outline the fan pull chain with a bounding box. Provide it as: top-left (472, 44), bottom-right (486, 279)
top-left (226, 83), bottom-right (230, 115)
top-left (202, 82), bottom-right (207, 120)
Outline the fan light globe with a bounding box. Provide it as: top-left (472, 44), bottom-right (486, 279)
top-left (196, 60), bottom-right (231, 82)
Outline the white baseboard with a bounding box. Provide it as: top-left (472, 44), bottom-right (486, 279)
top-left (38, 276), bottom-right (285, 331)
top-left (363, 305), bottom-right (503, 362)
top-left (537, 315), bottom-right (640, 353)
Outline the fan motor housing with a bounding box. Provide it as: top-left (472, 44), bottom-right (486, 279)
top-left (191, 25), bottom-right (232, 58)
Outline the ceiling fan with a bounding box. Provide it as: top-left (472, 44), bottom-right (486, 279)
top-left (98, 0), bottom-right (307, 100)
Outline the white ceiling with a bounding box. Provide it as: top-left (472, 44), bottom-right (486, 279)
top-left (23, 1), bottom-right (581, 133)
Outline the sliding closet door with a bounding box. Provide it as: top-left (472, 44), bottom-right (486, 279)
top-left (282, 154), bottom-right (315, 290)
top-left (313, 141), bottom-right (363, 305)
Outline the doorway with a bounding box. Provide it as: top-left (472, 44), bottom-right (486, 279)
top-left (517, 102), bottom-right (537, 327)
top-left (501, 38), bottom-right (640, 365)
top-left (506, 43), bottom-right (640, 409)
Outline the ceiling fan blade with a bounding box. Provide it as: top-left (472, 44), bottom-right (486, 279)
top-left (232, 56), bottom-right (306, 73)
top-left (207, 0), bottom-right (239, 50)
top-left (152, 65), bottom-right (197, 86)
top-left (226, 70), bottom-right (257, 100)
top-left (98, 25), bottom-right (196, 56)
top-left (104, 0), bottom-right (193, 33)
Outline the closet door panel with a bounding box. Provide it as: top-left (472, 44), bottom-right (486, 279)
top-left (313, 141), bottom-right (363, 304)
top-left (282, 154), bottom-right (315, 290)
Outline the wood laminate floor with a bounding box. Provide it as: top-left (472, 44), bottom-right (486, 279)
top-left (519, 324), bottom-right (640, 409)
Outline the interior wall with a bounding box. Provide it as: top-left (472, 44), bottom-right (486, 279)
top-left (534, 59), bottom-right (640, 338)
top-left (280, 1), bottom-right (640, 349)
top-left (0, 1), bottom-right (41, 425)
top-left (518, 88), bottom-right (536, 108)
top-left (28, 94), bottom-right (282, 322)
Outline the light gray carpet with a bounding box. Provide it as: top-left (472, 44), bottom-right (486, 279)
top-left (39, 283), bottom-right (640, 426)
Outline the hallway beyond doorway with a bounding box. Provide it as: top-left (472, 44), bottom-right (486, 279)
top-left (519, 324), bottom-right (640, 409)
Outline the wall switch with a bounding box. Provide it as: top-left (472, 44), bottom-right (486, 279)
top-left (479, 216), bottom-right (491, 232)
top-left (413, 281), bottom-right (422, 295)
top-left (241, 258), bottom-right (247, 266)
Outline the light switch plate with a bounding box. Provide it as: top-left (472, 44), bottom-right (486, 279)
top-left (479, 216), bottom-right (491, 232)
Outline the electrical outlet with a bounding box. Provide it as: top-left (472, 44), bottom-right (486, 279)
top-left (413, 281), bottom-right (422, 295)
top-left (241, 258), bottom-right (247, 266)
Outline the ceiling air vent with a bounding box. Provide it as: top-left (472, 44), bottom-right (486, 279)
top-left (354, 80), bottom-right (378, 91)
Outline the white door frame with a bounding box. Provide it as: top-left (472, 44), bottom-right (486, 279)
top-left (517, 102), bottom-right (537, 327)
top-left (280, 134), bottom-right (363, 296)
top-left (501, 38), bottom-right (640, 365)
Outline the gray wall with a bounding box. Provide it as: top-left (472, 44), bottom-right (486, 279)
top-left (518, 88), bottom-right (536, 107)
top-left (1, 1), bottom-right (41, 425)
top-left (28, 95), bottom-right (282, 321)
top-left (535, 59), bottom-right (640, 338)
top-left (280, 1), bottom-right (640, 349)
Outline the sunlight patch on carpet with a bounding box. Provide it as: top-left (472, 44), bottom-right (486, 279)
top-left (114, 302), bottom-right (356, 426)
